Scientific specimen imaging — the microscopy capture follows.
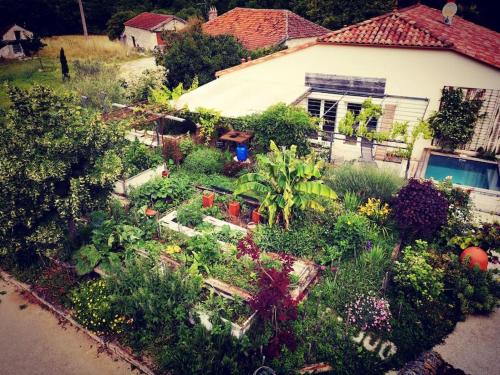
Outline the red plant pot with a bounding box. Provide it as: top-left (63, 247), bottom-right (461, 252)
top-left (145, 208), bottom-right (157, 217)
top-left (228, 202), bottom-right (240, 218)
top-left (251, 209), bottom-right (261, 224)
top-left (162, 170), bottom-right (170, 178)
top-left (202, 192), bottom-right (215, 208)
top-left (460, 246), bottom-right (488, 271)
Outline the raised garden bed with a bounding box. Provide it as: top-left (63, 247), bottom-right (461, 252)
top-left (113, 164), bottom-right (165, 196)
top-left (158, 210), bottom-right (319, 302)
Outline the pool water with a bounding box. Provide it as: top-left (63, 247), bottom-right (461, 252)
top-left (425, 154), bottom-right (500, 191)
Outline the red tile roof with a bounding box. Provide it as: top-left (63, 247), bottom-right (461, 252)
top-left (203, 8), bottom-right (330, 50)
top-left (318, 4), bottom-right (500, 68)
top-left (124, 12), bottom-right (184, 31)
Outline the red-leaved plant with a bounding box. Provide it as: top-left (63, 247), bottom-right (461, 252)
top-left (237, 234), bottom-right (298, 357)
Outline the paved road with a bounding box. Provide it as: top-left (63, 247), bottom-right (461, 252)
top-left (0, 278), bottom-right (138, 375)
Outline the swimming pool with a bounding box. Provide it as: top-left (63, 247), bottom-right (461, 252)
top-left (424, 154), bottom-right (500, 191)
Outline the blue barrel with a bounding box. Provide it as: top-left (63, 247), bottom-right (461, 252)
top-left (236, 144), bottom-right (248, 161)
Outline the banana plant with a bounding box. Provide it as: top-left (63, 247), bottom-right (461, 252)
top-left (234, 141), bottom-right (337, 229)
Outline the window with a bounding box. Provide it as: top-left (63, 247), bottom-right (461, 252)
top-left (307, 98), bottom-right (337, 133)
top-left (307, 98), bottom-right (321, 118)
top-left (347, 102), bottom-right (378, 131)
top-left (323, 100), bottom-right (337, 132)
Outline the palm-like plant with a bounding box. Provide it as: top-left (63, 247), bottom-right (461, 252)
top-left (234, 141), bottom-right (337, 229)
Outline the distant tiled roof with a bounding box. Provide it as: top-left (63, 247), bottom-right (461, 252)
top-left (318, 4), bottom-right (500, 68)
top-left (124, 12), bottom-right (185, 31)
top-left (203, 8), bottom-right (330, 50)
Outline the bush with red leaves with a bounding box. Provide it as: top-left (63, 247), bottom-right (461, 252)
top-left (392, 179), bottom-right (449, 240)
top-left (162, 138), bottom-right (183, 164)
top-left (237, 234), bottom-right (298, 358)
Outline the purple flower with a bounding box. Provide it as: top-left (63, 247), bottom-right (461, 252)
top-left (366, 241), bottom-right (373, 251)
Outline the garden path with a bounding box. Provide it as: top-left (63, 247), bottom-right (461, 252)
top-left (0, 278), bottom-right (138, 375)
top-left (119, 57), bottom-right (157, 81)
top-left (434, 307), bottom-right (500, 375)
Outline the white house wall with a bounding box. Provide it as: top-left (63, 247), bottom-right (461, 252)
top-left (285, 37), bottom-right (318, 48)
top-left (2, 25), bottom-right (32, 41)
top-left (124, 20), bottom-right (186, 50)
top-left (213, 44), bottom-right (500, 115)
top-left (123, 26), bottom-right (158, 49)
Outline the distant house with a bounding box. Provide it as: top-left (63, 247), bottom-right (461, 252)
top-left (0, 24), bottom-right (33, 59)
top-left (202, 7), bottom-right (330, 50)
top-left (122, 12), bottom-right (187, 50)
top-left (179, 4), bottom-right (500, 154)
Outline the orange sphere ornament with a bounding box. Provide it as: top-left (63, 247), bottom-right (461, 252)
top-left (460, 246), bottom-right (488, 271)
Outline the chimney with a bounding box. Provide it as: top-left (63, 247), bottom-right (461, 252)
top-left (208, 6), bottom-right (218, 21)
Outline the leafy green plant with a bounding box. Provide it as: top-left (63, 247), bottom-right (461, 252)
top-left (179, 135), bottom-right (195, 156)
top-left (184, 234), bottom-right (222, 274)
top-left (129, 176), bottom-right (193, 212)
top-left (106, 257), bottom-right (202, 353)
top-left (177, 200), bottom-right (204, 227)
top-left (121, 138), bottom-right (163, 178)
top-left (332, 212), bottom-right (371, 259)
top-left (197, 107), bottom-right (221, 144)
top-left (0, 85), bottom-right (124, 260)
top-left (183, 147), bottom-right (224, 175)
top-left (242, 103), bottom-right (317, 156)
top-left (343, 191), bottom-right (360, 212)
top-left (235, 141), bottom-right (337, 229)
top-left (337, 99), bottom-right (382, 138)
top-left (429, 87), bottom-right (483, 150)
top-left (324, 163), bottom-right (404, 203)
top-left (393, 241), bottom-right (444, 306)
top-left (73, 221), bottom-right (144, 275)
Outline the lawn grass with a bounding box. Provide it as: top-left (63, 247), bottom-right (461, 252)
top-left (0, 58), bottom-right (62, 108)
top-left (40, 35), bottom-right (141, 62)
top-left (0, 35), bottom-right (144, 109)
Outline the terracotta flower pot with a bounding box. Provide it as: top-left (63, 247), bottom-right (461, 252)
top-left (202, 192), bottom-right (215, 208)
top-left (145, 207), bottom-right (157, 217)
top-left (460, 246), bottom-right (488, 271)
top-left (251, 209), bottom-right (261, 224)
top-left (162, 169), bottom-right (170, 178)
top-left (228, 202), bottom-right (240, 218)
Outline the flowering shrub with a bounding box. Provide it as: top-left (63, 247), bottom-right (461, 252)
top-left (346, 293), bottom-right (392, 333)
top-left (237, 234), bottom-right (298, 358)
top-left (71, 279), bottom-right (125, 334)
top-left (392, 179), bottom-right (448, 240)
top-left (358, 198), bottom-right (390, 224)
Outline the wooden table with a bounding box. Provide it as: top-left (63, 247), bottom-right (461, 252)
top-left (219, 130), bottom-right (253, 144)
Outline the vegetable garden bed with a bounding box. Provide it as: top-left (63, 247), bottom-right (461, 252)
top-left (113, 164), bottom-right (165, 196)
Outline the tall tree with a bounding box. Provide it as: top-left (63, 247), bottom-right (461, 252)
top-left (0, 86), bottom-right (124, 262)
top-left (59, 47), bottom-right (70, 80)
top-left (159, 23), bottom-right (246, 88)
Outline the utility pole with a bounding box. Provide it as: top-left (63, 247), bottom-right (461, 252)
top-left (77, 0), bottom-right (88, 38)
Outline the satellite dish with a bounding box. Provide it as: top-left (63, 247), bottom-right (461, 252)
top-left (442, 1), bottom-right (458, 25)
